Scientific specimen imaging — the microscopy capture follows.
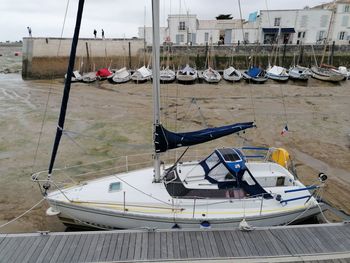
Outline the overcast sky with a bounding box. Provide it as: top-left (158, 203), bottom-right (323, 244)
top-left (0, 0), bottom-right (326, 42)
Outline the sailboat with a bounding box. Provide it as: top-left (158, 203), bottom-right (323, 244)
top-left (202, 39), bottom-right (221, 83)
top-left (108, 67), bottom-right (131, 84)
top-left (266, 65), bottom-right (289, 82)
top-left (36, 0), bottom-right (325, 230)
top-left (223, 66), bottom-right (242, 82)
top-left (131, 65), bottom-right (152, 83)
top-left (159, 43), bottom-right (176, 83)
top-left (242, 66), bottom-right (268, 84)
top-left (176, 64), bottom-right (198, 84)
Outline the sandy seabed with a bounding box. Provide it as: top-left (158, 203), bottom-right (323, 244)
top-left (0, 73), bottom-right (349, 233)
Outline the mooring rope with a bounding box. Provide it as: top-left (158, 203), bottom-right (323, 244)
top-left (0, 198), bottom-right (45, 230)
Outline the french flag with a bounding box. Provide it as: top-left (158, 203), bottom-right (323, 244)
top-left (281, 125), bottom-right (289, 136)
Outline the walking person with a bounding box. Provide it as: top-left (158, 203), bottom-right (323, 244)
top-left (93, 29), bottom-right (97, 38)
top-left (102, 29), bottom-right (105, 39)
top-left (27, 27), bottom-right (32, 37)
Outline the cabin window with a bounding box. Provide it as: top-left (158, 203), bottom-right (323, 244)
top-left (208, 163), bottom-right (232, 182)
top-left (109, 182), bottom-right (122, 192)
top-left (218, 148), bottom-right (241, 162)
top-left (205, 153), bottom-right (220, 169)
top-left (339, 31), bottom-right (346, 40)
top-left (274, 17), bottom-right (281, 26)
top-left (179, 21), bottom-right (186, 30)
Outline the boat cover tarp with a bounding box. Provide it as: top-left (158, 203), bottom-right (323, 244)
top-left (155, 122), bottom-right (255, 153)
top-left (137, 66), bottom-right (152, 77)
top-left (96, 68), bottom-right (112, 77)
top-left (225, 66), bottom-right (235, 76)
top-left (115, 67), bottom-right (129, 78)
top-left (267, 66), bottom-right (285, 75)
top-left (180, 65), bottom-right (196, 75)
top-left (247, 67), bottom-right (261, 78)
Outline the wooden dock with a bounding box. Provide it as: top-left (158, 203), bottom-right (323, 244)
top-left (0, 223), bottom-right (349, 262)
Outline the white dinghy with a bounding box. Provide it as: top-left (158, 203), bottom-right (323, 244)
top-left (223, 66), bottom-right (242, 82)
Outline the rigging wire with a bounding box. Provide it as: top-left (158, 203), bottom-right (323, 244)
top-left (31, 0), bottom-right (71, 175)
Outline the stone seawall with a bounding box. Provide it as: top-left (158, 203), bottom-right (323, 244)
top-left (22, 37), bottom-right (350, 79)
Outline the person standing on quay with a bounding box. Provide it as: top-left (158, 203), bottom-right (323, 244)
top-left (27, 27), bottom-right (32, 37)
top-left (102, 29), bottom-right (105, 39)
top-left (93, 29), bottom-right (97, 38)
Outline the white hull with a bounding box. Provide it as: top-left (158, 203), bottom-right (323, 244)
top-left (202, 68), bottom-right (221, 83)
top-left (49, 198), bottom-right (322, 230)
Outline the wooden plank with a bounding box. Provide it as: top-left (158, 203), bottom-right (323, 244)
top-left (321, 226), bottom-right (346, 252)
top-left (55, 234), bottom-right (76, 262)
top-left (287, 228), bottom-right (314, 254)
top-left (140, 232), bottom-right (148, 260)
top-left (310, 226), bottom-right (335, 252)
top-left (178, 231), bottom-right (187, 258)
top-left (227, 230), bottom-right (246, 257)
top-left (212, 231), bottom-right (226, 257)
top-left (85, 233), bottom-right (101, 262)
top-left (154, 232), bottom-right (161, 259)
top-left (21, 236), bottom-right (42, 263)
top-left (77, 233), bottom-right (95, 262)
top-left (166, 232), bottom-right (174, 259)
top-left (171, 231), bottom-right (180, 259)
top-left (294, 227), bottom-right (321, 254)
top-left (3, 236), bottom-right (28, 262)
top-left (195, 231), bottom-right (208, 258)
top-left (49, 235), bottom-right (69, 263)
top-left (233, 230), bottom-right (251, 256)
top-left (99, 233), bottom-right (112, 261)
top-left (133, 232), bottom-right (142, 260)
top-left (105, 232), bottom-right (118, 261)
top-left (147, 232), bottom-right (155, 260)
top-left (244, 231), bottom-right (267, 256)
top-left (0, 236), bottom-right (11, 256)
top-left (70, 234), bottom-right (89, 262)
top-left (190, 231), bottom-right (201, 258)
top-left (28, 235), bottom-right (51, 263)
top-left (34, 235), bottom-right (56, 263)
top-left (265, 229), bottom-right (292, 256)
top-left (184, 231), bottom-right (194, 258)
top-left (218, 230), bottom-right (234, 257)
top-left (119, 233), bottom-right (130, 260)
top-left (13, 236), bottom-right (40, 262)
top-left (0, 237), bottom-right (22, 262)
top-left (201, 231), bottom-right (214, 258)
top-left (0, 236), bottom-right (7, 248)
top-left (271, 228), bottom-right (300, 255)
top-left (112, 232), bottom-right (125, 261)
top-left (2, 237), bottom-right (26, 262)
top-left (62, 234), bottom-right (82, 263)
top-left (331, 226), bottom-right (350, 250)
top-left (255, 229), bottom-right (278, 256)
top-left (160, 232), bottom-right (168, 259)
top-left (127, 232), bottom-right (137, 260)
top-left (207, 231), bottom-right (220, 257)
top-left (92, 233), bottom-right (107, 262)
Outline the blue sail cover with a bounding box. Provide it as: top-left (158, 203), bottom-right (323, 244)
top-left (155, 122), bottom-right (255, 153)
top-left (247, 67), bottom-right (261, 78)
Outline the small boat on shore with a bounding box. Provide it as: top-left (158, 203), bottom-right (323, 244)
top-left (160, 67), bottom-right (176, 83)
top-left (96, 68), bottom-right (113, 81)
top-left (203, 67), bottom-right (221, 83)
top-left (81, 72), bottom-right (97, 83)
top-left (108, 67), bottom-right (131, 84)
top-left (177, 64), bottom-right (197, 84)
top-left (131, 66), bottom-right (152, 83)
top-left (242, 67), bottom-right (268, 84)
top-left (311, 66), bottom-right (344, 82)
top-left (223, 66), bottom-right (242, 82)
top-left (288, 66), bottom-right (310, 81)
top-left (266, 65), bottom-right (289, 82)
top-left (65, 70), bottom-right (82, 82)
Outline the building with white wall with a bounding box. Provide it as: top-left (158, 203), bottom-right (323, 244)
top-left (139, 0), bottom-right (350, 45)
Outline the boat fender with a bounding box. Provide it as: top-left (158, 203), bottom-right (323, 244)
top-left (239, 218), bottom-right (254, 231)
top-left (172, 223), bottom-right (180, 229)
top-left (200, 221), bottom-right (211, 229)
top-left (319, 173), bottom-right (328, 182)
top-left (275, 194), bottom-right (282, 202)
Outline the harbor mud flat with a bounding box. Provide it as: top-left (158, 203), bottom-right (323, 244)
top-left (0, 73), bottom-right (349, 233)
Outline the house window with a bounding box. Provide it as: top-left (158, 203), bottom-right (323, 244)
top-left (298, 32), bottom-right (302, 38)
top-left (345, 5), bottom-right (350, 12)
top-left (244, 32), bottom-right (249, 42)
top-left (274, 17), bottom-right (281, 26)
top-left (179, 21), bottom-right (186, 30)
top-left (318, 30), bottom-right (325, 41)
top-left (320, 15), bottom-right (328, 27)
top-left (303, 32), bottom-right (306, 38)
top-left (175, 34), bottom-right (184, 44)
top-left (339, 31), bottom-right (346, 40)
top-left (298, 31), bottom-right (306, 38)
top-left (204, 32), bottom-right (209, 42)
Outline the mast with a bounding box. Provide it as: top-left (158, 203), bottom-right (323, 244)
top-left (46, 0), bottom-right (85, 187)
top-left (151, 0), bottom-right (161, 182)
top-left (320, 1), bottom-right (336, 66)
